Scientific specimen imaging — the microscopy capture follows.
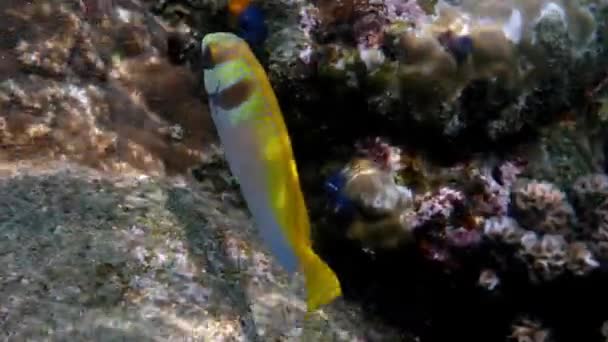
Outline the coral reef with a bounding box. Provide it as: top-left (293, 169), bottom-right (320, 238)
top-left (4, 0), bottom-right (608, 341)
top-left (0, 0), bottom-right (404, 340)
top-left (317, 136), bottom-right (608, 341)
top-left (265, 0), bottom-right (608, 157)
top-left (123, 0), bottom-right (608, 340)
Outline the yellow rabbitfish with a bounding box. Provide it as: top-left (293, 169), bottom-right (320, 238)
top-left (200, 32), bottom-right (342, 312)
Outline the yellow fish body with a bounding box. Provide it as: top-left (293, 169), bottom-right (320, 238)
top-left (201, 32), bottom-right (342, 312)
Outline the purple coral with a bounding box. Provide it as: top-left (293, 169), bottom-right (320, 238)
top-left (298, 5), bottom-right (321, 64)
top-left (469, 160), bottom-right (523, 216)
top-left (413, 187), bottom-right (465, 227)
top-left (299, 5), bottom-right (321, 36)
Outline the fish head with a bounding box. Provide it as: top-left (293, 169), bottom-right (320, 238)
top-left (201, 32), bottom-right (247, 70)
top-left (201, 32), bottom-right (258, 122)
top-left (228, 0), bottom-right (252, 17)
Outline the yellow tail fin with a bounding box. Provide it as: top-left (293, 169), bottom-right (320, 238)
top-left (299, 247), bottom-right (342, 312)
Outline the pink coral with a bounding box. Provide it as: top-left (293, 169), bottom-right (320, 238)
top-left (413, 187), bottom-right (464, 227)
top-left (354, 136), bottom-right (403, 172)
top-left (469, 160), bottom-right (524, 216)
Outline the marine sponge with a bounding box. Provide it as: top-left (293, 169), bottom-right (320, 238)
top-left (511, 180), bottom-right (577, 237)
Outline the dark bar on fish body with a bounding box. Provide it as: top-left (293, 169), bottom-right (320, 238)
top-left (210, 78), bottom-right (254, 111)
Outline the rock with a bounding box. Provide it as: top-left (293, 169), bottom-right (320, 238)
top-left (0, 160), bottom-right (402, 341)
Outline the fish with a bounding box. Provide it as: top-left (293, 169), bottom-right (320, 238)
top-left (236, 5), bottom-right (268, 48)
top-left (437, 30), bottom-right (474, 65)
top-left (227, 0), bottom-right (268, 48)
top-left (200, 32), bottom-right (342, 312)
top-left (228, 0), bottom-right (252, 17)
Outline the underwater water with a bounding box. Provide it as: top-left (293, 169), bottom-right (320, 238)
top-left (2, 0), bottom-right (608, 341)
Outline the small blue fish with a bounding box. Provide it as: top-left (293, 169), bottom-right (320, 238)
top-left (324, 171), bottom-right (355, 216)
top-left (438, 31), bottom-right (474, 65)
top-left (236, 5), bottom-right (268, 48)
top-left (450, 36), bottom-right (473, 64)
